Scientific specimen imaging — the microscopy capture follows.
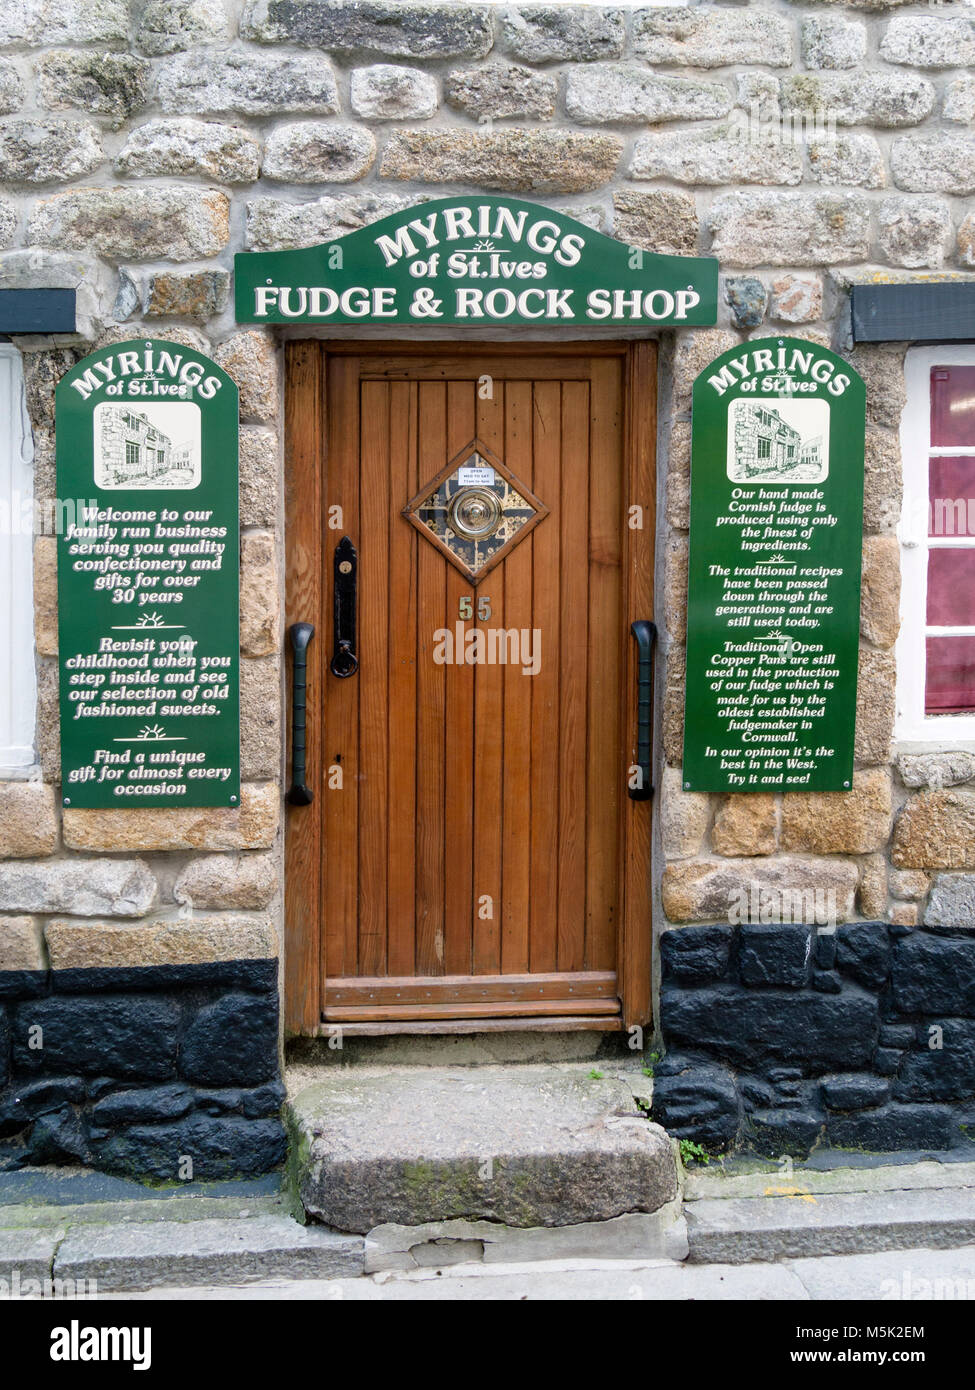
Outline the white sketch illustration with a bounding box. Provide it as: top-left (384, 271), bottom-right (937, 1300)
top-left (727, 398), bottom-right (830, 483)
top-left (94, 402), bottom-right (201, 489)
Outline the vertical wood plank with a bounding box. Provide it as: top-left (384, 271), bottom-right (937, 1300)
top-left (528, 380), bottom-right (562, 974)
top-left (472, 382), bottom-right (505, 975)
top-left (557, 378), bottom-right (590, 974)
top-left (386, 381), bottom-right (418, 977)
top-left (620, 341), bottom-right (656, 1027)
top-left (500, 378), bottom-right (533, 975)
top-left (587, 358), bottom-right (624, 973)
top-left (323, 355), bottom-right (361, 988)
top-left (415, 380), bottom-right (447, 975)
top-left (283, 342), bottom-right (322, 1034)
top-left (357, 380), bottom-right (390, 975)
top-left (443, 380), bottom-right (476, 975)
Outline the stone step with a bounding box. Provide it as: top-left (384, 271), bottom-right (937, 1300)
top-left (0, 1224), bottom-right (67, 1282)
top-left (287, 1063), bottom-right (678, 1241)
top-left (687, 1186), bottom-right (975, 1265)
top-left (10, 1216), bottom-right (365, 1293)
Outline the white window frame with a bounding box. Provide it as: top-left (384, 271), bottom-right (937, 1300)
top-left (896, 344), bottom-right (975, 747)
top-left (0, 342), bottom-right (36, 775)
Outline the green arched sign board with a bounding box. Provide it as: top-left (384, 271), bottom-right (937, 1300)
top-left (235, 195), bottom-right (718, 328)
top-left (683, 338), bottom-right (866, 794)
top-left (55, 339), bottom-right (240, 809)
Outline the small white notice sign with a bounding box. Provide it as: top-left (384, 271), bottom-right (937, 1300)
top-left (457, 466), bottom-right (495, 487)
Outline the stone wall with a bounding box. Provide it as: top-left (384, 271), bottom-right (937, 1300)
top-left (0, 949), bottom-right (286, 1179)
top-left (653, 921), bottom-right (975, 1156)
top-left (0, 0), bottom-right (974, 1173)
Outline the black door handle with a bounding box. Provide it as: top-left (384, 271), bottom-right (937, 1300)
top-left (286, 622), bottom-right (314, 806)
top-left (330, 536), bottom-right (359, 678)
top-left (629, 620), bottom-right (656, 801)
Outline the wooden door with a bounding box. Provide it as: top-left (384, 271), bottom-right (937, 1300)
top-left (285, 343), bottom-right (654, 1035)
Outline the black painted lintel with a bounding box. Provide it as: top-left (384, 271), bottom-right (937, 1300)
top-left (851, 282), bottom-right (975, 344)
top-left (0, 288), bottom-right (76, 334)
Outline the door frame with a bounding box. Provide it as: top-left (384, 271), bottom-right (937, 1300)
top-left (283, 339), bottom-right (656, 1036)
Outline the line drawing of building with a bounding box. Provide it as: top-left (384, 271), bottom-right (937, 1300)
top-left (728, 399), bottom-right (829, 483)
top-left (94, 404), bottom-right (199, 489)
top-left (800, 434), bottom-right (824, 469)
top-left (735, 403), bottom-right (800, 475)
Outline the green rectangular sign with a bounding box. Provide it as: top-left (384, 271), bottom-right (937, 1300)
top-left (55, 339), bottom-right (240, 809)
top-left (235, 195), bottom-right (718, 328)
top-left (682, 339), bottom-right (866, 793)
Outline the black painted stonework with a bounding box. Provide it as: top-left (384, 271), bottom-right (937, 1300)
top-left (0, 960), bottom-right (286, 1182)
top-left (654, 923), bottom-right (975, 1158)
top-left (0, 1008), bottom-right (8, 1088)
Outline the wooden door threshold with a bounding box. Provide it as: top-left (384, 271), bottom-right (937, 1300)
top-left (324, 970), bottom-right (617, 1009)
top-left (316, 1015), bottom-right (624, 1037)
top-left (322, 973), bottom-right (622, 1027)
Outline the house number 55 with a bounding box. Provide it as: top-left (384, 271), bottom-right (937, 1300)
top-left (459, 595), bottom-right (492, 620)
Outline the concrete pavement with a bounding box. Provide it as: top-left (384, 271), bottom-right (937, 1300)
top-left (110, 1244), bottom-right (975, 1300)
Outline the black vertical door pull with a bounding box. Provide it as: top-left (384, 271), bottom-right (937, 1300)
top-left (629, 620), bottom-right (656, 801)
top-left (330, 536), bottom-right (359, 678)
top-left (287, 622), bottom-right (314, 806)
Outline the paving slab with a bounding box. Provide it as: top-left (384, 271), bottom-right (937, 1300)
top-left (685, 1160), bottom-right (975, 1202)
top-left (0, 1194), bottom-right (289, 1230)
top-left (290, 1064), bottom-right (677, 1232)
top-left (109, 1258), bottom-right (810, 1301)
top-left (103, 1245), bottom-right (975, 1301)
top-left (687, 1187), bottom-right (975, 1265)
top-left (788, 1244), bottom-right (975, 1301)
top-left (0, 1225), bottom-right (65, 1281)
top-left (0, 1166), bottom-right (280, 1207)
top-left (53, 1214), bottom-right (364, 1292)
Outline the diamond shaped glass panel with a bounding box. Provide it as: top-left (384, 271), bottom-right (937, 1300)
top-left (403, 440), bottom-right (548, 582)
